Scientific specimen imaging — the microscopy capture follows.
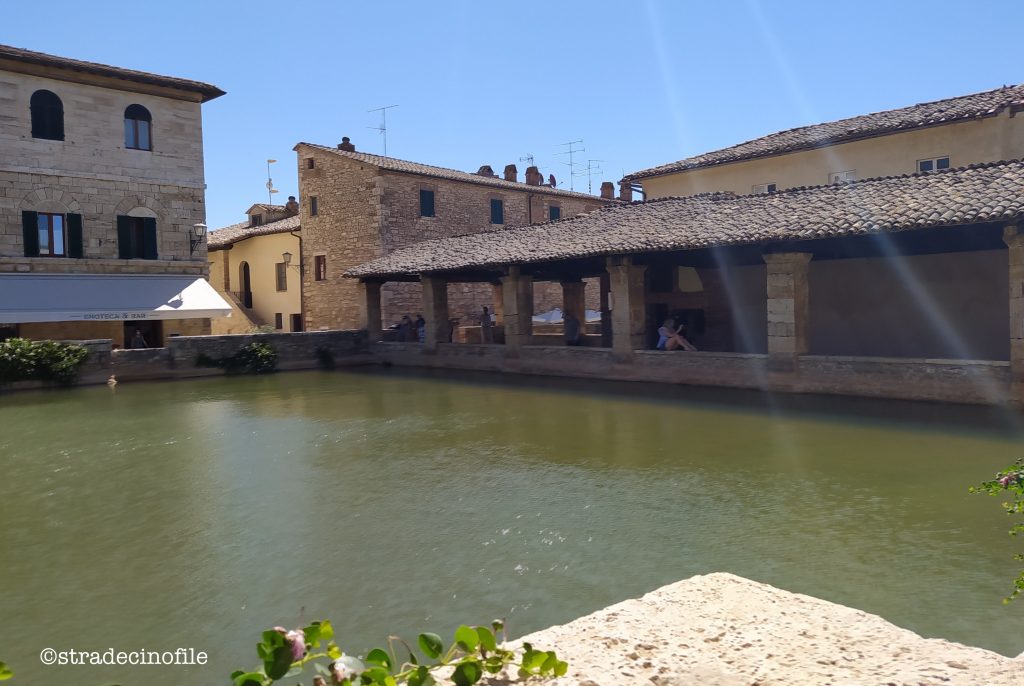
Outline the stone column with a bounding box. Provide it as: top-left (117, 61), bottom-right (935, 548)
top-left (606, 257), bottom-right (647, 360)
top-left (420, 276), bottom-right (449, 351)
top-left (358, 280), bottom-right (383, 342)
top-left (599, 272), bottom-right (612, 347)
top-left (491, 283), bottom-right (504, 325)
top-left (763, 252), bottom-right (812, 370)
top-left (1004, 225), bottom-right (1024, 402)
top-left (561, 279), bottom-right (586, 327)
top-left (501, 266), bottom-right (533, 352)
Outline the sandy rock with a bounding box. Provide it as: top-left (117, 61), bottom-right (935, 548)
top-left (480, 572), bottom-right (1024, 686)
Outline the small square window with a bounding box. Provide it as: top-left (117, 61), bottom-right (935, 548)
top-left (306, 158), bottom-right (315, 169)
top-left (549, 205), bottom-right (561, 220)
top-left (314, 255), bottom-right (327, 281)
top-left (310, 196), bottom-right (319, 216)
top-left (420, 189), bottom-right (435, 217)
top-left (829, 170), bottom-right (856, 184)
top-left (919, 156), bottom-right (950, 173)
top-left (752, 183), bottom-right (777, 194)
top-left (274, 313), bottom-right (283, 329)
top-left (250, 214), bottom-right (263, 226)
top-left (275, 262), bottom-right (287, 291)
top-left (490, 198), bottom-right (504, 224)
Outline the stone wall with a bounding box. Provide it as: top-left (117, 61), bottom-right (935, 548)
top-left (296, 145), bottom-right (610, 330)
top-left (18, 317), bottom-right (210, 348)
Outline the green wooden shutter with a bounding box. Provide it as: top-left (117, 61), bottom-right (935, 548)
top-left (142, 217), bottom-right (158, 260)
top-left (22, 211), bottom-right (39, 257)
top-left (67, 213), bottom-right (83, 258)
top-left (116, 215), bottom-right (132, 258)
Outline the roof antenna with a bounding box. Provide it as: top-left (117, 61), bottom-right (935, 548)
top-left (573, 158), bottom-right (604, 194)
top-left (266, 159), bottom-right (279, 205)
top-left (367, 104), bottom-right (399, 157)
top-left (519, 153), bottom-right (535, 167)
top-left (556, 139), bottom-right (585, 190)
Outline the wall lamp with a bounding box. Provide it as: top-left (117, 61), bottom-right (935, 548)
top-left (190, 222), bottom-right (207, 256)
top-left (282, 251), bottom-right (301, 271)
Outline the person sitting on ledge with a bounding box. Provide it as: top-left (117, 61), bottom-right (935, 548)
top-left (656, 318), bottom-right (697, 351)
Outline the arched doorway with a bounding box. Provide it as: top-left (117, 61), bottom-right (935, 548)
top-left (239, 261), bottom-right (253, 308)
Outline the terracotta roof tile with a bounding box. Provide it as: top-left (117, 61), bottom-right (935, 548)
top-left (347, 160), bottom-right (1024, 279)
top-left (208, 215), bottom-right (300, 249)
top-left (625, 85), bottom-right (1024, 181)
top-left (296, 143), bottom-right (616, 202)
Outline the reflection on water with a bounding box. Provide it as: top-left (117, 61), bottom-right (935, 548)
top-left (1, 369), bottom-right (1023, 685)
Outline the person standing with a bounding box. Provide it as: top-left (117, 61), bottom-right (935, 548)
top-left (563, 311), bottom-right (582, 346)
top-left (129, 328), bottom-right (148, 349)
top-left (480, 306), bottom-right (493, 343)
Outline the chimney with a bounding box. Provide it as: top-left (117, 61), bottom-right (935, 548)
top-left (285, 195), bottom-right (299, 216)
top-left (619, 180), bottom-right (633, 202)
top-left (503, 164), bottom-right (518, 182)
top-left (600, 181), bottom-right (615, 200)
top-left (338, 136), bottom-right (355, 152)
top-left (525, 166), bottom-right (542, 186)
top-left (476, 165), bottom-right (496, 177)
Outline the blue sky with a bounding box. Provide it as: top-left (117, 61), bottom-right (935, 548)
top-left (5, 1), bottom-right (1024, 229)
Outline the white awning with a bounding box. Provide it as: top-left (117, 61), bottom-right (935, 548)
top-left (0, 273), bottom-right (233, 323)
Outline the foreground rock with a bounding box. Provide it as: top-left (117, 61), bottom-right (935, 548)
top-left (488, 573), bottom-right (1024, 685)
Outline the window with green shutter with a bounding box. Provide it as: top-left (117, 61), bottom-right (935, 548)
top-left (21, 211), bottom-right (39, 257)
top-left (117, 215), bottom-right (158, 259)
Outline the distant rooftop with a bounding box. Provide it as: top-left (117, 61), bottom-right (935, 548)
top-left (297, 142), bottom-right (616, 202)
top-left (625, 84), bottom-right (1024, 181)
top-left (208, 215), bottom-right (299, 250)
top-left (0, 44), bottom-right (225, 102)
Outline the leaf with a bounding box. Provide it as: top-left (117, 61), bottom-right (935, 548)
top-left (327, 642), bottom-right (343, 660)
top-left (454, 625), bottom-right (479, 652)
top-left (475, 627), bottom-right (497, 653)
top-left (418, 632), bottom-right (444, 660)
top-left (451, 660), bottom-right (483, 686)
top-left (541, 652), bottom-right (558, 672)
top-left (0, 662), bottom-right (13, 681)
top-left (319, 620), bottom-right (335, 641)
top-left (554, 660), bottom-right (569, 676)
top-left (366, 648), bottom-right (393, 670)
top-left (232, 672), bottom-right (265, 686)
top-left (407, 665), bottom-right (436, 686)
top-left (304, 623), bottom-right (321, 647)
top-left (264, 645), bottom-right (294, 680)
top-left (362, 665), bottom-right (391, 683)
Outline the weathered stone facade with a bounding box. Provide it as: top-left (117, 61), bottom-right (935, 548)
top-left (0, 45), bottom-right (223, 344)
top-left (296, 142), bottom-right (612, 330)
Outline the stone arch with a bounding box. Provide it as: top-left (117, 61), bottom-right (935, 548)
top-left (113, 194), bottom-right (166, 221)
top-left (16, 187), bottom-right (82, 215)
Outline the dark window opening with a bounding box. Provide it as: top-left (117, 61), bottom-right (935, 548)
top-left (290, 314), bottom-right (303, 332)
top-left (419, 189), bottom-right (435, 217)
top-left (548, 205), bottom-right (561, 220)
top-left (124, 104), bottom-right (152, 150)
top-left (275, 262), bottom-right (287, 291)
top-left (314, 255), bottom-right (327, 281)
top-left (250, 214), bottom-right (263, 226)
top-left (274, 313), bottom-right (283, 329)
top-left (306, 158), bottom-right (315, 169)
top-left (310, 196), bottom-right (318, 216)
top-left (490, 198), bottom-right (504, 224)
top-left (918, 156), bottom-right (950, 173)
top-left (30, 90), bottom-right (64, 140)
top-left (37, 213), bottom-right (66, 256)
top-left (117, 215), bottom-right (158, 259)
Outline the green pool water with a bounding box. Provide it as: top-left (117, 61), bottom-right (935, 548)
top-left (1, 369), bottom-right (1023, 684)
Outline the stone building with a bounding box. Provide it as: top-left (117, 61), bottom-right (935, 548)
top-left (208, 199), bottom-right (302, 334)
top-left (0, 44), bottom-right (229, 347)
top-left (294, 138), bottom-right (616, 330)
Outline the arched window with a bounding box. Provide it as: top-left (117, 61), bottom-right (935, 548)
top-left (30, 90), bottom-right (64, 141)
top-left (124, 104), bottom-right (152, 150)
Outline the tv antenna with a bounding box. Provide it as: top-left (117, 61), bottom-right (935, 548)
top-left (573, 159), bottom-right (604, 194)
top-left (265, 159), bottom-right (279, 205)
top-left (556, 139), bottom-right (585, 190)
top-left (367, 104), bottom-right (399, 157)
top-left (519, 153), bottom-right (535, 167)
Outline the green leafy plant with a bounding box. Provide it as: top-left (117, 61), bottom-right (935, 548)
top-left (971, 457), bottom-right (1024, 602)
top-left (0, 660), bottom-right (12, 681)
top-left (231, 619), bottom-right (567, 685)
top-left (195, 341), bottom-right (278, 375)
top-left (0, 338), bottom-right (89, 386)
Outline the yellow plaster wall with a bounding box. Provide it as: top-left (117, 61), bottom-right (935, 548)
top-left (212, 232), bottom-right (301, 330)
top-left (640, 112), bottom-right (1024, 198)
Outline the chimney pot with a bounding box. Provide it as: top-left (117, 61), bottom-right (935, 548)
top-left (525, 166), bottom-right (542, 186)
top-left (600, 181), bottom-right (615, 200)
top-left (503, 164), bottom-right (518, 182)
top-left (476, 165), bottom-right (496, 177)
top-left (338, 136), bottom-right (355, 152)
top-left (619, 180), bottom-right (633, 202)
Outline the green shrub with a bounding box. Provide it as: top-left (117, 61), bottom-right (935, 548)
top-left (195, 341), bottom-right (278, 375)
top-left (0, 338), bottom-right (89, 386)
